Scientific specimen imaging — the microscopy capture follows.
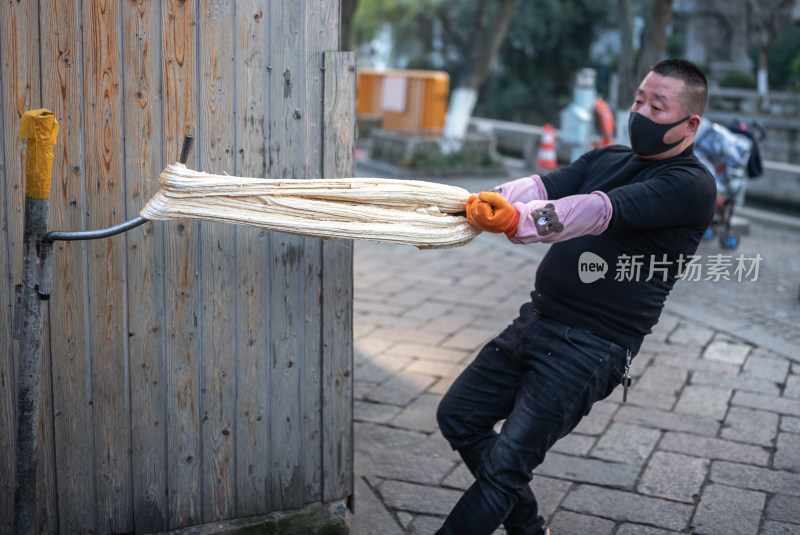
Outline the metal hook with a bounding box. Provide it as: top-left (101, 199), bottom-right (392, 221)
top-left (41, 134), bottom-right (193, 244)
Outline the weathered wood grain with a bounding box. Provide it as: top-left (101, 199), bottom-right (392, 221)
top-left (0, 0), bottom-right (40, 527)
top-left (82, 1), bottom-right (133, 531)
top-left (37, 1), bottom-right (90, 532)
top-left (301, 0), bottom-right (331, 505)
top-left (268, 232), bottom-right (306, 512)
top-left (39, 0), bottom-right (97, 531)
top-left (0, 6), bottom-right (42, 528)
top-left (34, 306), bottom-right (58, 534)
top-left (0, 0), bottom-right (40, 290)
top-left (303, 234), bottom-right (324, 505)
top-left (0, 0), bottom-right (355, 531)
top-left (123, 0), bottom-right (169, 531)
top-left (268, 0), bottom-right (307, 511)
top-left (234, 0), bottom-right (271, 517)
top-left (322, 50), bottom-right (356, 503)
top-left (162, 0), bottom-right (202, 528)
top-left (199, 0), bottom-right (236, 523)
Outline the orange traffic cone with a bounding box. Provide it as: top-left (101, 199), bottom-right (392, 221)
top-left (537, 124), bottom-right (557, 171)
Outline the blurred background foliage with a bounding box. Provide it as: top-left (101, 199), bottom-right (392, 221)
top-left (472, 0), bottom-right (614, 124)
top-left (765, 23), bottom-right (800, 90)
top-left (346, 0), bottom-right (800, 124)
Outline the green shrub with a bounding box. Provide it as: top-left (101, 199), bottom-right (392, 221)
top-left (718, 71), bottom-right (757, 89)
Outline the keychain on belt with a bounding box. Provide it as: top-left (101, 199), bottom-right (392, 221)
top-left (622, 350), bottom-right (632, 402)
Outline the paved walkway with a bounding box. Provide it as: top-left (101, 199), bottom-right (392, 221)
top-left (347, 168), bottom-right (800, 535)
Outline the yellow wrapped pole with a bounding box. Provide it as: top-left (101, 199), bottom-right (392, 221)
top-left (17, 109), bottom-right (59, 200)
top-left (13, 109), bottom-right (58, 535)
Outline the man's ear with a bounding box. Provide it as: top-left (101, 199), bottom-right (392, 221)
top-left (685, 115), bottom-right (701, 137)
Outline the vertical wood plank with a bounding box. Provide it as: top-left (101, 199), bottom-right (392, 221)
top-left (322, 50), bottom-right (356, 503)
top-left (123, 1), bottom-right (169, 532)
top-left (0, 8), bottom-right (42, 528)
top-left (0, 191), bottom-right (12, 533)
top-left (0, 0), bottom-right (40, 528)
top-left (38, 1), bottom-right (90, 531)
top-left (81, 1), bottom-right (133, 531)
top-left (300, 0), bottom-right (341, 505)
top-left (234, 0), bottom-right (271, 517)
top-left (268, 234), bottom-right (306, 512)
top-left (198, 0), bottom-right (236, 523)
top-left (162, 0), bottom-right (202, 527)
top-left (38, 0), bottom-right (96, 531)
top-left (302, 230), bottom-right (323, 505)
top-left (34, 307), bottom-right (57, 534)
top-left (0, 0), bottom-right (41, 290)
top-left (302, 236), bottom-right (323, 506)
top-left (268, 0), bottom-right (307, 511)
top-left (0, 203), bottom-right (12, 535)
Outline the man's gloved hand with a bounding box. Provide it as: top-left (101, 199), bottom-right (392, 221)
top-left (466, 191), bottom-right (520, 237)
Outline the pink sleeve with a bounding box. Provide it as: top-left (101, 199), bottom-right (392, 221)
top-left (492, 175), bottom-right (548, 204)
top-left (509, 191), bottom-right (613, 244)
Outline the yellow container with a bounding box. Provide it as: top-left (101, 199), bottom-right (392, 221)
top-left (357, 69), bottom-right (450, 133)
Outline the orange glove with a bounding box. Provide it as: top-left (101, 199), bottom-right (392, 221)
top-left (466, 191), bottom-right (520, 237)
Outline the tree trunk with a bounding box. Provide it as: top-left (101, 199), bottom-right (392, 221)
top-left (459, 0), bottom-right (517, 93)
top-left (616, 0), bottom-right (635, 109)
top-left (757, 42), bottom-right (770, 111)
top-left (340, 0), bottom-right (359, 51)
top-left (634, 0), bottom-right (674, 84)
top-left (442, 0), bottom-right (517, 144)
top-left (744, 0), bottom-right (796, 112)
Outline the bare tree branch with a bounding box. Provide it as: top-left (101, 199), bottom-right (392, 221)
top-left (457, 0), bottom-right (518, 91)
top-left (617, 0), bottom-right (635, 108)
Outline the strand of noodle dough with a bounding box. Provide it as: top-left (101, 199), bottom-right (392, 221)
top-left (139, 163), bottom-right (481, 249)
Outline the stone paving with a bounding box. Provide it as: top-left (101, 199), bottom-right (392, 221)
top-left (347, 187), bottom-right (800, 534)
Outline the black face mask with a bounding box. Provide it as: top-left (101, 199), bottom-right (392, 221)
top-left (628, 112), bottom-right (691, 156)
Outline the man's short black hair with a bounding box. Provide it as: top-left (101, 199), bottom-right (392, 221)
top-left (650, 59), bottom-right (708, 116)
